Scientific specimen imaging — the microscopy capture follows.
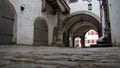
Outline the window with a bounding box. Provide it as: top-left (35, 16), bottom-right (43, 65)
top-left (69, 0), bottom-right (78, 3)
top-left (82, 0), bottom-right (87, 1)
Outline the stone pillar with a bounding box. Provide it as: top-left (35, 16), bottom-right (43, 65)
top-left (81, 36), bottom-right (85, 48)
top-left (103, 0), bottom-right (112, 43)
top-left (104, 22), bottom-right (111, 43)
top-left (69, 37), bottom-right (72, 47)
top-left (56, 30), bottom-right (64, 47)
top-left (56, 12), bottom-right (64, 46)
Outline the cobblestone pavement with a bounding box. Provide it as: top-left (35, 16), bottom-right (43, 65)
top-left (0, 45), bottom-right (120, 68)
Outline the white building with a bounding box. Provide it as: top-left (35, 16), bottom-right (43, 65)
top-left (0, 0), bottom-right (105, 47)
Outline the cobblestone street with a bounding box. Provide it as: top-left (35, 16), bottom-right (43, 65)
top-left (0, 45), bottom-right (120, 68)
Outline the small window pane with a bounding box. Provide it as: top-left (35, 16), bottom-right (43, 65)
top-left (69, 0), bottom-right (78, 3)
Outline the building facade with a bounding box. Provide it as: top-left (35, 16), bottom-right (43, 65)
top-left (0, 0), bottom-right (105, 47)
top-left (103, 0), bottom-right (120, 46)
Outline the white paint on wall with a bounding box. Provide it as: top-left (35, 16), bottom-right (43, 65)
top-left (68, 0), bottom-right (100, 17)
top-left (9, 0), bottom-right (58, 45)
top-left (9, 0), bottom-right (41, 45)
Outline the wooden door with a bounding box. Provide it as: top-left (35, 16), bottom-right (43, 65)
top-left (34, 17), bottom-right (48, 46)
top-left (0, 0), bottom-right (14, 44)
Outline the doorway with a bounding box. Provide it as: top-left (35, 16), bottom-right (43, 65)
top-left (34, 17), bottom-right (48, 46)
top-left (0, 0), bottom-right (16, 44)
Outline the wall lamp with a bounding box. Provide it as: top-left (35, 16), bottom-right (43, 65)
top-left (87, 0), bottom-right (92, 10)
top-left (88, 3), bottom-right (92, 10)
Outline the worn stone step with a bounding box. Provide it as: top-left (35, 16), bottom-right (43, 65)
top-left (90, 44), bottom-right (112, 47)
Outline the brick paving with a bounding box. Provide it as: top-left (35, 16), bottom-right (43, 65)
top-left (0, 45), bottom-right (120, 68)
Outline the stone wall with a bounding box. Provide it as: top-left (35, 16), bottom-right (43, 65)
top-left (108, 0), bottom-right (120, 46)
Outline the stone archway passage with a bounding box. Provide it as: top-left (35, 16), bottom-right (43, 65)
top-left (62, 11), bottom-right (102, 47)
top-left (0, 0), bottom-right (15, 44)
top-left (34, 17), bottom-right (48, 46)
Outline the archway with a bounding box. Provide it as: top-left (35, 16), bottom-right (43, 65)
top-left (85, 30), bottom-right (98, 47)
top-left (0, 0), bottom-right (17, 44)
top-left (34, 17), bottom-right (48, 46)
top-left (62, 11), bottom-right (102, 47)
top-left (72, 35), bottom-right (82, 48)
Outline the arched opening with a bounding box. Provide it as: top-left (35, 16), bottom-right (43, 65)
top-left (34, 17), bottom-right (48, 46)
top-left (0, 0), bottom-right (17, 44)
top-left (72, 36), bottom-right (82, 48)
top-left (62, 11), bottom-right (102, 47)
top-left (85, 30), bottom-right (98, 47)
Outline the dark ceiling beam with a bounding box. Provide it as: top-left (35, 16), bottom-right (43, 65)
top-left (46, 0), bottom-right (70, 15)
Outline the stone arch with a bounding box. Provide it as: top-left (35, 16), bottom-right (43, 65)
top-left (62, 11), bottom-right (100, 28)
top-left (62, 11), bottom-right (102, 47)
top-left (62, 11), bottom-right (101, 33)
top-left (34, 17), bottom-right (48, 46)
top-left (82, 28), bottom-right (98, 47)
top-left (0, 0), bottom-right (17, 44)
top-left (69, 21), bottom-right (98, 35)
top-left (71, 25), bottom-right (96, 47)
